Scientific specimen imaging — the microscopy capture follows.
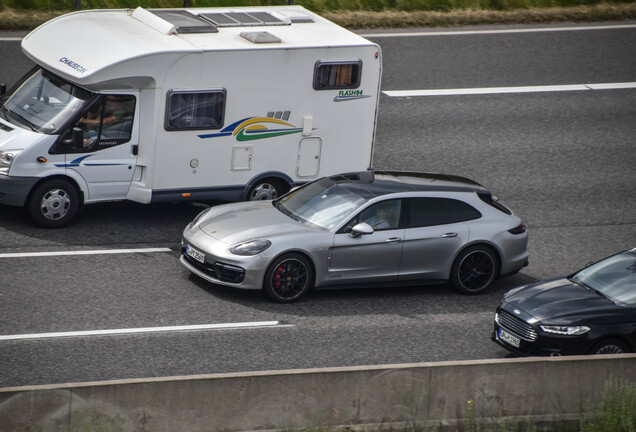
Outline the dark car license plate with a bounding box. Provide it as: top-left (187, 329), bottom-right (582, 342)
top-left (499, 329), bottom-right (521, 348)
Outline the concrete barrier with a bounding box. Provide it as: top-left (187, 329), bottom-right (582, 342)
top-left (1, 355), bottom-right (635, 431)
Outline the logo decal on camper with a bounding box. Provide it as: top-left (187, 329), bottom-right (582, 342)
top-left (334, 90), bottom-right (371, 102)
top-left (199, 117), bottom-right (304, 141)
top-left (59, 57), bottom-right (88, 74)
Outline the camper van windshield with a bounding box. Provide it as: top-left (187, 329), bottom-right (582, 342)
top-left (0, 67), bottom-right (92, 134)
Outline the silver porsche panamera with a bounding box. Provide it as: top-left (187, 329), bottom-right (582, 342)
top-left (180, 170), bottom-right (529, 302)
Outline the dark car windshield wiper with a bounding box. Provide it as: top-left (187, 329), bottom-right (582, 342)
top-left (571, 276), bottom-right (615, 304)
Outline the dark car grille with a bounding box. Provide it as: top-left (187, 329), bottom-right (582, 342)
top-left (496, 310), bottom-right (538, 341)
top-left (182, 250), bottom-right (245, 284)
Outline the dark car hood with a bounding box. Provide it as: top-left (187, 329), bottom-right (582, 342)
top-left (502, 277), bottom-right (623, 323)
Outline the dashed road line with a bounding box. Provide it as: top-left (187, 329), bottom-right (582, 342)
top-left (0, 247), bottom-right (173, 258)
top-left (360, 24), bottom-right (636, 38)
top-left (0, 321), bottom-right (291, 341)
top-left (383, 82), bottom-right (636, 97)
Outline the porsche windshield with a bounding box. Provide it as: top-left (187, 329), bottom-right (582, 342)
top-left (572, 252), bottom-right (636, 306)
top-left (275, 178), bottom-right (366, 230)
top-left (0, 66), bottom-right (92, 133)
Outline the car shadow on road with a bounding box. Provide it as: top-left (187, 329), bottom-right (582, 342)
top-left (186, 269), bottom-right (539, 318)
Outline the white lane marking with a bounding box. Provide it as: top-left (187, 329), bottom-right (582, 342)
top-left (360, 24), bottom-right (636, 38)
top-left (383, 82), bottom-right (636, 97)
top-left (3, 24), bottom-right (633, 43)
top-left (0, 321), bottom-right (290, 341)
top-left (0, 247), bottom-right (173, 258)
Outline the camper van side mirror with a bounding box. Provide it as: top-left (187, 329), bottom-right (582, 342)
top-left (63, 127), bottom-right (84, 149)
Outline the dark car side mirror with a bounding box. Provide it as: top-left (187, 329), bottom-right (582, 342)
top-left (350, 222), bottom-right (374, 238)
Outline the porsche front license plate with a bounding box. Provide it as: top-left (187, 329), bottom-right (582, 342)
top-left (499, 329), bottom-right (521, 348)
top-left (186, 245), bottom-right (205, 263)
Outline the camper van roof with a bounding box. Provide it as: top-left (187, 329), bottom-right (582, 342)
top-left (21, 6), bottom-right (375, 87)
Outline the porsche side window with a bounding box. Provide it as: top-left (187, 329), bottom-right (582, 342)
top-left (165, 89), bottom-right (226, 131)
top-left (408, 198), bottom-right (481, 228)
top-left (358, 200), bottom-right (402, 230)
top-left (341, 199), bottom-right (402, 233)
top-left (313, 61), bottom-right (362, 90)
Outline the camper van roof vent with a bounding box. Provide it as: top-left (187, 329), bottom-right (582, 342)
top-left (240, 31), bottom-right (282, 44)
top-left (277, 11), bottom-right (315, 23)
top-left (148, 10), bottom-right (219, 34)
top-left (199, 11), bottom-right (291, 27)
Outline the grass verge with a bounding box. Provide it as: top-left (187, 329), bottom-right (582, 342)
top-left (0, 2), bottom-right (635, 30)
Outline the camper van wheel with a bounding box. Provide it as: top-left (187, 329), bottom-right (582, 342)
top-left (248, 179), bottom-right (286, 201)
top-left (28, 179), bottom-right (80, 228)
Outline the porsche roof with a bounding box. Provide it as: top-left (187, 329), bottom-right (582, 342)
top-left (326, 170), bottom-right (488, 199)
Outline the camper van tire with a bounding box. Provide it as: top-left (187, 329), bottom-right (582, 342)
top-left (27, 179), bottom-right (81, 228)
top-left (248, 178), bottom-right (288, 201)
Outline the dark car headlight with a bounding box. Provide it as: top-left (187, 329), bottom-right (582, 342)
top-left (229, 240), bottom-right (271, 256)
top-left (539, 325), bottom-right (591, 336)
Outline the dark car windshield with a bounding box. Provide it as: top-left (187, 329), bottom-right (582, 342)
top-left (572, 252), bottom-right (636, 306)
top-left (274, 178), bottom-right (366, 230)
top-left (0, 66), bottom-right (92, 133)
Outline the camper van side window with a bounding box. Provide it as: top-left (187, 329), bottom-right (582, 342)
top-left (65, 94), bottom-right (136, 152)
top-left (313, 61), bottom-right (362, 90)
top-left (165, 90), bottom-right (226, 131)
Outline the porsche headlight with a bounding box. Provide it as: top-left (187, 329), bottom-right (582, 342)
top-left (0, 150), bottom-right (21, 176)
top-left (229, 240), bottom-right (271, 256)
top-left (540, 325), bottom-right (591, 336)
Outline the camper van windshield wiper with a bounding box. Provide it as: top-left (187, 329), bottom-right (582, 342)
top-left (6, 109), bottom-right (38, 131)
top-left (0, 104), bottom-right (9, 121)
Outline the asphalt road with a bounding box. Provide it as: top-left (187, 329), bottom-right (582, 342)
top-left (1, 22), bottom-right (635, 388)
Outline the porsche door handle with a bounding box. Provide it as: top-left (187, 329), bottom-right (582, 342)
top-left (442, 233), bottom-right (458, 238)
top-left (386, 237), bottom-right (402, 243)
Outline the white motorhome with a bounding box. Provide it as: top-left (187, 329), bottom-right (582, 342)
top-left (0, 6), bottom-right (382, 227)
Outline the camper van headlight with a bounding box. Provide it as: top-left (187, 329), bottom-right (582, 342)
top-left (0, 150), bottom-right (21, 175)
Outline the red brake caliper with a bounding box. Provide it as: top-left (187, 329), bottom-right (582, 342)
top-left (274, 265), bottom-right (284, 287)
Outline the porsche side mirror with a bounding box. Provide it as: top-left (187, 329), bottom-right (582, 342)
top-left (351, 222), bottom-right (374, 238)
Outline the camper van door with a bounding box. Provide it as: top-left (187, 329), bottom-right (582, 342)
top-left (67, 92), bottom-right (139, 201)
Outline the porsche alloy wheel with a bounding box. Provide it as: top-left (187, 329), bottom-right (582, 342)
top-left (451, 246), bottom-right (498, 294)
top-left (264, 253), bottom-right (314, 303)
